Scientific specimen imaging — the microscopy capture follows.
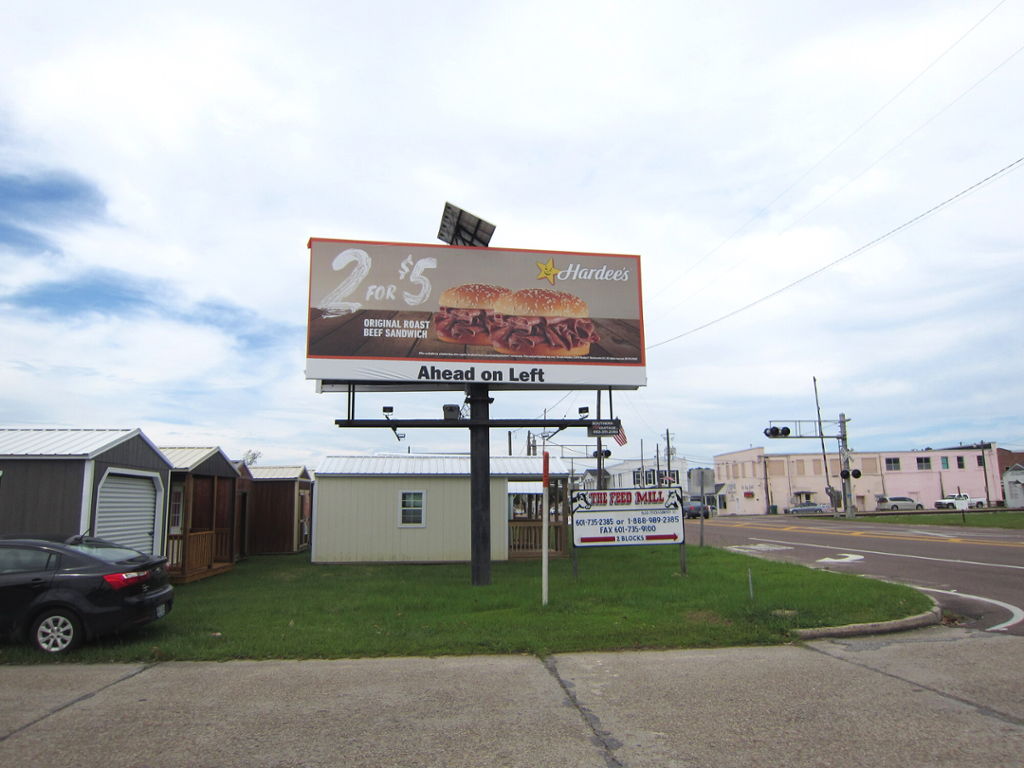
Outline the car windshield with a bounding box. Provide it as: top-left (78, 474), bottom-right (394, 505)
top-left (65, 539), bottom-right (147, 564)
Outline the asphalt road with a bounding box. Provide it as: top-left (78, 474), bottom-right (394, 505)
top-left (695, 514), bottom-right (1024, 635)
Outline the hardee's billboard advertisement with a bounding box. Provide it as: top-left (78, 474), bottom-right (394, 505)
top-left (306, 238), bottom-right (646, 390)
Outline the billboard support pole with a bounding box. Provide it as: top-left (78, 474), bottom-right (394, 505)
top-left (468, 383), bottom-right (492, 586)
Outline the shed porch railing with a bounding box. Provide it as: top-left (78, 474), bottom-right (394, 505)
top-left (508, 520), bottom-right (568, 558)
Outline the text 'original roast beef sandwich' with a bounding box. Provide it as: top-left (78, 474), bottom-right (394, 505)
top-left (490, 288), bottom-right (600, 356)
top-left (434, 283), bottom-right (513, 346)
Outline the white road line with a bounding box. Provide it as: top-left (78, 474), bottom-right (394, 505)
top-left (751, 538), bottom-right (1024, 571)
top-left (919, 588), bottom-right (1024, 632)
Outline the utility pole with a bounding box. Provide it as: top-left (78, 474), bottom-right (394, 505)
top-left (839, 413), bottom-right (853, 519)
top-left (665, 429), bottom-right (672, 486)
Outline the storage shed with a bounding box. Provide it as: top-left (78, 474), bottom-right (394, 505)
top-left (1004, 464), bottom-right (1024, 509)
top-left (248, 465), bottom-right (313, 554)
top-left (0, 428), bottom-right (171, 554)
top-left (160, 446), bottom-right (242, 583)
top-left (312, 454), bottom-right (570, 564)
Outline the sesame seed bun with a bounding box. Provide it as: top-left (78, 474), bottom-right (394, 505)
top-left (492, 288), bottom-right (589, 318)
top-left (438, 283), bottom-right (512, 310)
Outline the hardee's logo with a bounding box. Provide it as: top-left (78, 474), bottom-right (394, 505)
top-left (536, 258), bottom-right (631, 284)
top-left (536, 258), bottom-right (561, 285)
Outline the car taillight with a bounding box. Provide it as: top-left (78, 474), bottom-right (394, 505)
top-left (103, 570), bottom-right (151, 590)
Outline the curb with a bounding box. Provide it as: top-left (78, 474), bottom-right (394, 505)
top-left (793, 600), bottom-right (942, 641)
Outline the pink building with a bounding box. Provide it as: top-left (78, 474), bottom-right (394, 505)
top-left (714, 443), bottom-right (1002, 515)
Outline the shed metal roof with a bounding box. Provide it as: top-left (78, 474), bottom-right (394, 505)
top-left (0, 428), bottom-right (169, 464)
top-left (159, 446), bottom-right (236, 472)
top-left (250, 466), bottom-right (311, 480)
top-left (316, 454), bottom-right (569, 478)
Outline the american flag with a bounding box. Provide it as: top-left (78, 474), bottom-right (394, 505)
top-left (613, 425), bottom-right (628, 446)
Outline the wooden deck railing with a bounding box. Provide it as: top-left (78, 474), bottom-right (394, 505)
top-left (508, 520), bottom-right (567, 557)
top-left (167, 531), bottom-right (215, 572)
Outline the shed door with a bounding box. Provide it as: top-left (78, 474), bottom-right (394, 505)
top-left (95, 474), bottom-right (158, 554)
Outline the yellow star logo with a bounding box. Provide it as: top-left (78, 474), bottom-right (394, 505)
top-left (536, 258), bottom-right (561, 285)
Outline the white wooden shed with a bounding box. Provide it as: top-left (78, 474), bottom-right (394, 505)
top-left (311, 454), bottom-right (570, 563)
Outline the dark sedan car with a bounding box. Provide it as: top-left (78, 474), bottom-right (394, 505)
top-left (0, 535), bottom-right (173, 653)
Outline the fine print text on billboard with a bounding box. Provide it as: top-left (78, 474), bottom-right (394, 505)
top-left (306, 238), bottom-right (646, 390)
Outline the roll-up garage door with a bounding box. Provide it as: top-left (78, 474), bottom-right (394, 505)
top-left (95, 474), bottom-right (158, 554)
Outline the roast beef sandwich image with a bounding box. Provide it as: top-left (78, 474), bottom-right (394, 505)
top-left (490, 288), bottom-right (600, 356)
top-left (433, 283), bottom-right (513, 345)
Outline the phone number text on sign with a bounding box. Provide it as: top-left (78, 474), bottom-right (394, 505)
top-left (573, 510), bottom-right (684, 547)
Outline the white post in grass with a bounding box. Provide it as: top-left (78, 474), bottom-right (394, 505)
top-left (542, 450), bottom-right (550, 606)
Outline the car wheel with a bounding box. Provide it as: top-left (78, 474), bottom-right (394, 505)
top-left (891, 505), bottom-right (899, 511)
top-left (31, 609), bottom-right (84, 653)
top-left (915, 505), bottom-right (923, 510)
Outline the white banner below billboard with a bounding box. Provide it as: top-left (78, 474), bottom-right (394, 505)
top-left (571, 487), bottom-right (685, 547)
top-left (306, 238), bottom-right (646, 391)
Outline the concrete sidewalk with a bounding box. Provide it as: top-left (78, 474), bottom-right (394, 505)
top-left (2, 626), bottom-right (1022, 767)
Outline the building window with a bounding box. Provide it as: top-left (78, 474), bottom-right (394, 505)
top-left (957, 456), bottom-right (965, 469)
top-left (795, 459), bottom-right (805, 476)
top-left (917, 457), bottom-right (932, 470)
top-left (941, 457), bottom-right (949, 470)
top-left (169, 484), bottom-right (184, 533)
top-left (399, 491), bottom-right (425, 527)
top-left (977, 455), bottom-right (985, 467)
top-left (658, 469), bottom-right (679, 485)
top-left (633, 470), bottom-right (643, 486)
top-left (886, 458), bottom-right (901, 471)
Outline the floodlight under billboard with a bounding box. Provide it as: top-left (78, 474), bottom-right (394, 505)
top-left (306, 238), bottom-right (646, 391)
top-left (437, 202), bottom-right (495, 247)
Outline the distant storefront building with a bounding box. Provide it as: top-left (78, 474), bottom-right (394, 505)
top-left (715, 443), bottom-right (1002, 515)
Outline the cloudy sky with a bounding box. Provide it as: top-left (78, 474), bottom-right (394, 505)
top-left (2, 1), bottom-right (1022, 470)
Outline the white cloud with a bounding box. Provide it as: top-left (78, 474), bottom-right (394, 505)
top-left (1, 0), bottom-right (1023, 465)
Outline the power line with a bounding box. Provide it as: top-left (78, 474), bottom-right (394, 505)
top-left (646, 154), bottom-right (1024, 350)
top-left (648, 0), bottom-right (1009, 309)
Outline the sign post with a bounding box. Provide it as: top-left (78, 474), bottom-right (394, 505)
top-left (542, 451), bottom-right (550, 605)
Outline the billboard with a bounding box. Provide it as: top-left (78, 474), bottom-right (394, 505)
top-left (306, 238), bottom-right (646, 390)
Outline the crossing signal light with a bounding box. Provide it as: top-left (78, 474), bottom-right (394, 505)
top-left (840, 469), bottom-right (862, 479)
top-left (763, 426), bottom-right (791, 438)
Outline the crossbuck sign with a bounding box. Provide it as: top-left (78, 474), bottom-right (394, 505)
top-left (571, 487), bottom-right (685, 547)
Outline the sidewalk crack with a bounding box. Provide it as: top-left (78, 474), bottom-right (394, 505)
top-left (543, 655), bottom-right (627, 768)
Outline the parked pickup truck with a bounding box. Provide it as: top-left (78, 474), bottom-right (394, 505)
top-left (933, 493), bottom-right (986, 509)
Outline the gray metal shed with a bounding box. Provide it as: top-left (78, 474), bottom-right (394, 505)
top-left (0, 429), bottom-right (172, 554)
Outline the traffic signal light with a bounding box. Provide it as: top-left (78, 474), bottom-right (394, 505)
top-left (592, 449), bottom-right (612, 458)
top-left (840, 469), bottom-right (862, 479)
top-left (763, 426), bottom-right (791, 438)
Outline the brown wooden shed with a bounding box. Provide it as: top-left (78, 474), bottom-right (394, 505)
top-left (248, 466), bottom-right (312, 554)
top-left (160, 446), bottom-right (242, 583)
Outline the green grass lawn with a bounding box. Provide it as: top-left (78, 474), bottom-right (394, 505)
top-left (0, 545), bottom-right (933, 664)
top-left (859, 511), bottom-right (1024, 529)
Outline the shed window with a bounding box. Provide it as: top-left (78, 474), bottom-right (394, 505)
top-left (399, 491), bottom-right (425, 527)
